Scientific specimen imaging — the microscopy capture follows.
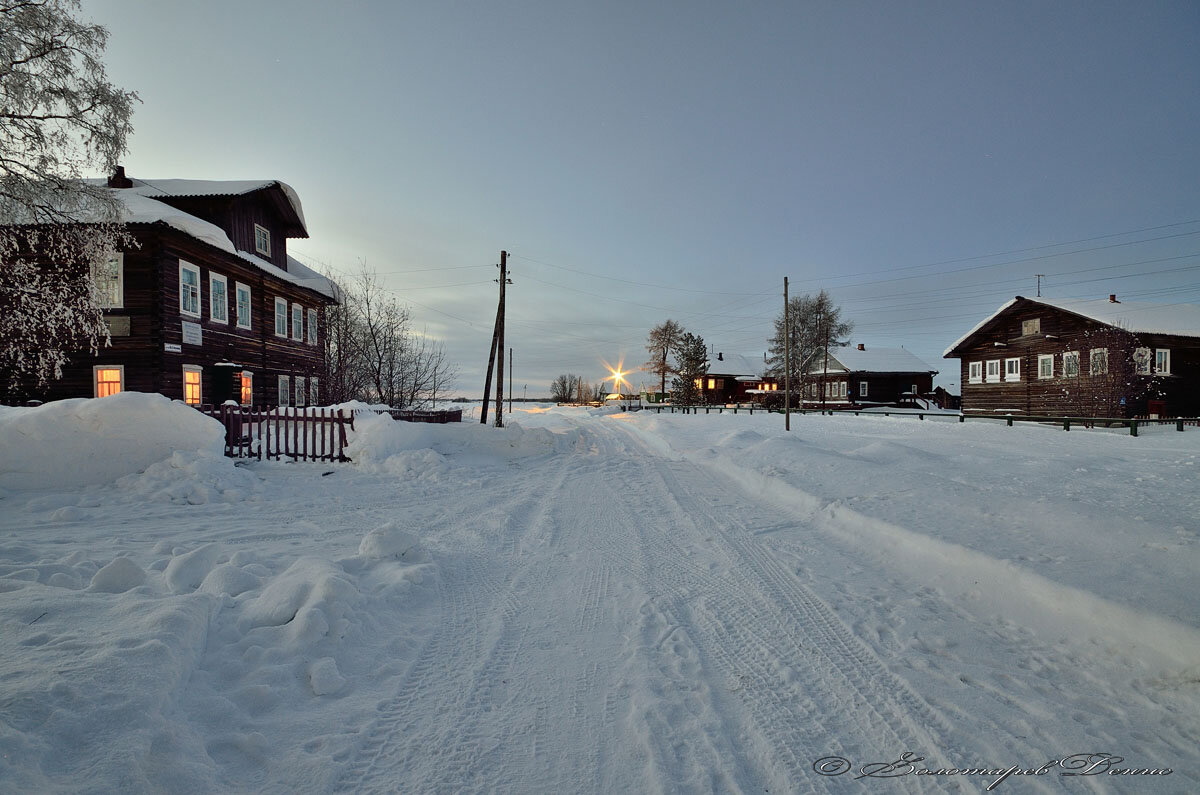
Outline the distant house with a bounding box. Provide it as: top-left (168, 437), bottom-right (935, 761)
top-left (802, 344), bottom-right (938, 407)
top-left (8, 168), bottom-right (337, 408)
top-left (698, 352), bottom-right (778, 404)
top-left (943, 295), bottom-right (1200, 418)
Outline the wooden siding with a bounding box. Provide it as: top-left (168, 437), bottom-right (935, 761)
top-left (951, 298), bottom-right (1200, 417)
top-left (147, 192), bottom-right (293, 271)
top-left (806, 372), bottom-right (934, 405)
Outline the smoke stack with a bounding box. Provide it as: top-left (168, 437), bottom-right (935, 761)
top-left (107, 165), bottom-right (132, 189)
top-left (857, 343), bottom-right (865, 351)
top-left (1109, 294), bottom-right (1119, 303)
top-left (717, 352), bottom-right (723, 361)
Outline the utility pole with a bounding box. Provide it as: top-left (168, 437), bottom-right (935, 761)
top-left (481, 250), bottom-right (508, 424)
top-left (508, 348), bottom-right (513, 415)
top-left (1036, 274), bottom-right (1044, 297)
top-left (784, 276), bottom-right (791, 431)
top-left (495, 252), bottom-right (509, 428)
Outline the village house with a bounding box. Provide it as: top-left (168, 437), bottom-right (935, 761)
top-left (943, 295), bottom-right (1200, 418)
top-left (802, 344), bottom-right (939, 408)
top-left (13, 168), bottom-right (337, 408)
top-left (698, 352), bottom-right (778, 404)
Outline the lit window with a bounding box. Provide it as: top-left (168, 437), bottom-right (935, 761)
top-left (1021, 318), bottom-right (1040, 336)
top-left (183, 366), bottom-right (202, 405)
top-left (985, 360), bottom-right (1001, 383)
top-left (1133, 347), bottom-right (1151, 375)
top-left (291, 303), bottom-right (303, 341)
top-left (1090, 348), bottom-right (1108, 376)
top-left (295, 376), bottom-right (307, 407)
top-left (179, 261), bottom-right (200, 317)
top-left (707, 378), bottom-right (716, 390)
top-left (307, 308), bottom-right (318, 345)
top-left (969, 362), bottom-right (983, 384)
top-left (254, 224), bottom-right (271, 257)
top-left (1063, 351), bottom-right (1079, 377)
top-left (236, 283), bottom-right (252, 329)
top-left (1004, 358), bottom-right (1021, 381)
top-left (1155, 349), bottom-right (1171, 375)
top-left (94, 366), bottom-right (123, 397)
top-left (278, 375), bottom-right (291, 407)
top-left (309, 377), bottom-right (319, 406)
top-left (240, 371), bottom-right (253, 405)
top-left (1038, 354), bottom-right (1054, 379)
top-left (274, 297), bottom-right (288, 337)
top-left (93, 253), bottom-right (123, 309)
top-left (210, 273), bottom-right (228, 323)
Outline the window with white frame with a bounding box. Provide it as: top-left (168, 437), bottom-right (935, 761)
top-left (1021, 318), bottom-right (1041, 336)
top-left (93, 253), bottom-right (123, 309)
top-left (254, 224), bottom-right (271, 257)
top-left (291, 303), bottom-right (303, 341)
top-left (179, 261), bottom-right (201, 317)
top-left (1090, 348), bottom-right (1108, 376)
top-left (309, 377), bottom-right (319, 406)
top-left (307, 308), bottom-right (318, 345)
top-left (274, 297), bottom-right (288, 336)
top-left (209, 273), bottom-right (228, 323)
top-left (240, 371), bottom-right (253, 405)
top-left (1155, 349), bottom-right (1171, 375)
top-left (94, 365), bottom-right (124, 397)
top-left (1063, 351), bottom-right (1079, 377)
top-left (295, 376), bottom-right (306, 407)
top-left (841, 381), bottom-right (848, 399)
top-left (1038, 354), bottom-right (1054, 379)
top-left (182, 365), bottom-right (202, 405)
top-left (278, 375), bottom-right (290, 407)
top-left (985, 360), bottom-right (1001, 383)
top-left (911, 384), bottom-right (919, 396)
top-left (969, 361), bottom-right (983, 384)
top-left (236, 283), bottom-right (252, 329)
top-left (1133, 347), bottom-right (1151, 375)
top-left (860, 381), bottom-right (869, 397)
top-left (1004, 357), bottom-right (1021, 381)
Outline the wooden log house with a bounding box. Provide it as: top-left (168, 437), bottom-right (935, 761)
top-left (698, 352), bottom-right (779, 404)
top-left (13, 168), bottom-right (337, 408)
top-left (802, 344), bottom-right (939, 408)
top-left (944, 295), bottom-right (1200, 418)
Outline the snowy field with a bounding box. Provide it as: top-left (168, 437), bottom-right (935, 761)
top-left (1, 395), bottom-right (1197, 793)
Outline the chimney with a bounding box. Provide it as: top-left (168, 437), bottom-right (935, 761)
top-left (1109, 294), bottom-right (1119, 303)
top-left (717, 351), bottom-right (723, 361)
top-left (107, 165), bottom-right (132, 189)
top-left (856, 343), bottom-right (865, 351)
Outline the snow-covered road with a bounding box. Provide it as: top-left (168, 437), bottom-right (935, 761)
top-left (2, 399), bottom-right (1197, 793)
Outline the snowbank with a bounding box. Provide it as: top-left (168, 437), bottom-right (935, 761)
top-left (0, 393), bottom-right (225, 490)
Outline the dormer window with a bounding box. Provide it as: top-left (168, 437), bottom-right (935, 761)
top-left (254, 224), bottom-right (271, 257)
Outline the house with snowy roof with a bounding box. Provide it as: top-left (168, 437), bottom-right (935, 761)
top-left (802, 344), bottom-right (939, 407)
top-left (943, 295), bottom-right (1200, 418)
top-left (17, 167), bottom-right (337, 407)
top-left (699, 351), bottom-right (778, 404)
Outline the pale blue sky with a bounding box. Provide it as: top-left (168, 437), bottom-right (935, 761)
top-left (87, 0), bottom-right (1200, 395)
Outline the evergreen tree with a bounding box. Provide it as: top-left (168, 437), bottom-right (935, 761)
top-left (671, 332), bottom-right (709, 405)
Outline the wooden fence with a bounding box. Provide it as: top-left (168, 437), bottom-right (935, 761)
top-left (198, 405), bottom-right (354, 462)
top-left (381, 408), bottom-right (463, 424)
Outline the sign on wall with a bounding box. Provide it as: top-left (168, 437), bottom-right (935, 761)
top-left (181, 321), bottom-right (202, 346)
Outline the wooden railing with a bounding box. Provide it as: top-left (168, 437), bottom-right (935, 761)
top-left (198, 404), bottom-right (355, 462)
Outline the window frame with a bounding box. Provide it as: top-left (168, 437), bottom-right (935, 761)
top-left (859, 381), bottom-right (868, 397)
top-left (307, 308), bottom-right (318, 345)
top-left (274, 297), bottom-right (288, 337)
top-left (291, 302), bottom-right (304, 342)
top-left (94, 252), bottom-right (124, 309)
top-left (240, 371), bottom-right (253, 406)
top-left (182, 364), bottom-right (203, 405)
top-left (254, 224), bottom-right (272, 257)
top-left (1089, 348), bottom-right (1108, 376)
top-left (1004, 357), bottom-right (1021, 381)
top-left (93, 364), bottom-right (124, 398)
top-left (1155, 349), bottom-right (1171, 375)
top-left (295, 376), bottom-right (307, 407)
top-left (179, 260), bottom-right (201, 318)
top-left (1021, 318), bottom-right (1041, 336)
top-left (985, 359), bottom-right (1001, 383)
top-left (1133, 347), bottom-right (1151, 375)
top-left (278, 375), bottom-right (291, 407)
top-left (1038, 354), bottom-right (1054, 379)
top-left (968, 361), bottom-right (983, 384)
top-left (235, 282), bottom-right (252, 330)
top-left (309, 377), bottom-right (319, 406)
top-left (1063, 351), bottom-right (1080, 378)
top-left (209, 273), bottom-right (228, 324)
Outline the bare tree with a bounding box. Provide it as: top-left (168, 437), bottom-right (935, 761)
top-left (643, 319), bottom-right (685, 395)
top-left (550, 373), bottom-right (579, 403)
top-left (766, 289), bottom-right (852, 399)
top-left (1, 0), bottom-right (139, 398)
top-left (1062, 324), bottom-right (1164, 419)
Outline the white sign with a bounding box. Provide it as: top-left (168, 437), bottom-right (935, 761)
top-left (181, 321), bottom-right (202, 346)
top-left (164, 343), bottom-right (182, 353)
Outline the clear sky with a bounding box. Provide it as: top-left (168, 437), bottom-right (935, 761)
top-left (86, 0), bottom-right (1200, 397)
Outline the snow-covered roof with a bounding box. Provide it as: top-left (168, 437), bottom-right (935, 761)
top-left (811, 345), bottom-right (937, 374)
top-left (707, 353), bottom-right (768, 378)
top-left (943, 296), bottom-right (1200, 356)
top-left (110, 187), bottom-right (335, 300)
top-left (127, 178), bottom-right (307, 234)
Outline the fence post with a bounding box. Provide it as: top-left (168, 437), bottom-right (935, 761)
top-left (1064, 419), bottom-right (1070, 431)
top-left (1177, 419), bottom-right (1184, 432)
top-left (959, 415), bottom-right (964, 423)
top-left (1130, 420), bottom-right (1138, 437)
top-left (919, 413), bottom-right (924, 421)
top-left (1007, 417), bottom-right (1013, 427)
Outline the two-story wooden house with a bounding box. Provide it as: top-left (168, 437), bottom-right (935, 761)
top-left (944, 295), bottom-right (1200, 418)
top-left (23, 167), bottom-right (337, 408)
